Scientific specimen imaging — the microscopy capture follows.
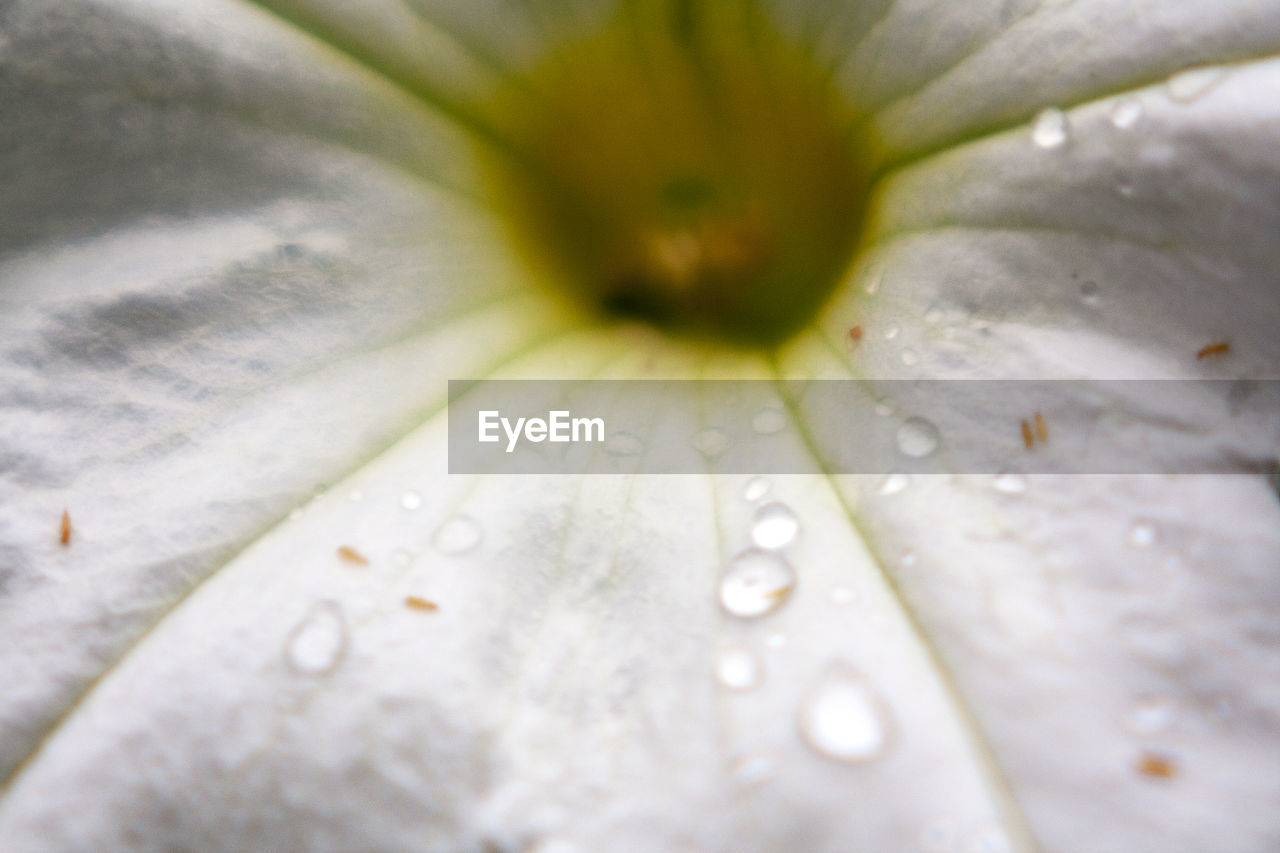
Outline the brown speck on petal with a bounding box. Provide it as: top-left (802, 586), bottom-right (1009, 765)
top-left (1136, 751), bottom-right (1179, 779)
top-left (845, 325), bottom-right (863, 349)
top-left (1034, 411), bottom-right (1048, 443)
top-left (405, 596), bottom-right (438, 611)
top-left (60, 510), bottom-right (72, 546)
top-left (1020, 419), bottom-right (1034, 450)
top-left (1196, 341), bottom-right (1230, 359)
top-left (336, 546), bottom-right (369, 566)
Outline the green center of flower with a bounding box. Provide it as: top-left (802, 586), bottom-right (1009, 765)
top-left (483, 1), bottom-right (871, 347)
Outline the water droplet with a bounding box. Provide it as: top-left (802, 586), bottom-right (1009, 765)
top-left (400, 491), bottom-right (423, 511)
top-left (285, 601), bottom-right (347, 675)
top-left (873, 400), bottom-right (895, 417)
top-left (1080, 279), bottom-right (1101, 306)
top-left (390, 549), bottom-right (413, 568)
top-left (432, 515), bottom-right (482, 554)
top-left (743, 476), bottom-right (771, 502)
top-left (1124, 695), bottom-right (1176, 736)
top-left (719, 550), bottom-right (796, 618)
top-left (1109, 98), bottom-right (1144, 129)
top-left (896, 417), bottom-right (940, 458)
top-left (1117, 181), bottom-right (1135, 197)
top-left (1127, 518), bottom-right (1159, 548)
top-left (901, 549), bottom-right (918, 567)
top-left (924, 307), bottom-right (945, 325)
top-left (732, 754), bottom-right (775, 786)
top-left (798, 665), bottom-right (894, 763)
top-left (765, 632), bottom-right (787, 649)
top-left (864, 268), bottom-right (882, 295)
top-left (1031, 107), bottom-right (1070, 149)
top-left (693, 426), bottom-right (728, 458)
top-left (962, 823), bottom-right (1013, 853)
top-left (900, 347), bottom-right (919, 366)
top-left (751, 502), bottom-right (799, 549)
top-left (347, 490), bottom-right (363, 503)
top-left (716, 648), bottom-right (763, 690)
top-left (752, 407), bottom-right (786, 435)
top-left (877, 473), bottom-right (910, 495)
top-left (992, 473), bottom-right (1028, 494)
top-left (830, 586), bottom-right (854, 605)
top-left (287, 507), bottom-right (305, 522)
top-left (1167, 66), bottom-right (1226, 102)
top-left (605, 431), bottom-right (644, 456)
top-left (883, 325), bottom-right (900, 340)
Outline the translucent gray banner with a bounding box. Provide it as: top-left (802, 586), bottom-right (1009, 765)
top-left (447, 380), bottom-right (1279, 475)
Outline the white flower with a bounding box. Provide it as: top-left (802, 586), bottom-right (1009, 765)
top-left (1, 1), bottom-right (1278, 850)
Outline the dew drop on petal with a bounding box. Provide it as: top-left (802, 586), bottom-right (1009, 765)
top-left (752, 407), bottom-right (787, 435)
top-left (719, 549), bottom-right (796, 618)
top-left (400, 490), bottom-right (423, 511)
top-left (1080, 279), bottom-right (1101, 306)
top-left (765, 632), bottom-right (787, 649)
top-left (883, 324), bottom-right (900, 340)
top-left (1166, 66), bottom-right (1226, 102)
top-left (1109, 98), bottom-right (1144, 129)
top-left (287, 507), bottom-right (305, 522)
top-left (432, 515), bottom-right (483, 554)
top-left (877, 473), bottom-right (910, 495)
top-left (874, 399), bottom-right (895, 417)
top-left (896, 417), bottom-right (940, 458)
top-left (716, 648), bottom-right (763, 690)
top-left (992, 473), bottom-right (1028, 494)
top-left (732, 754), bottom-right (775, 786)
top-left (606, 431), bottom-right (645, 456)
top-left (830, 586), bottom-right (854, 605)
top-left (798, 665), bottom-right (894, 763)
top-left (347, 490), bottom-right (364, 503)
top-left (751, 501), bottom-right (799, 549)
top-left (1125, 695), bottom-right (1176, 736)
top-left (743, 476), bottom-right (771, 502)
top-left (1127, 518), bottom-right (1159, 548)
top-left (901, 549), bottom-right (918, 567)
top-left (1031, 107), bottom-right (1070, 149)
top-left (693, 426), bottom-right (728, 458)
top-left (900, 347), bottom-right (919, 367)
top-left (390, 549), bottom-right (413, 568)
top-left (285, 601), bottom-right (347, 675)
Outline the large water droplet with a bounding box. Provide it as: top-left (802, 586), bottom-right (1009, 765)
top-left (1031, 107), bottom-right (1070, 149)
top-left (751, 502), bottom-right (799, 549)
top-left (743, 476), bottom-right (771, 502)
top-left (1166, 66), bottom-right (1226, 102)
top-left (877, 473), bottom-right (910, 495)
top-left (400, 490), bottom-right (423, 511)
top-left (896, 417), bottom-right (940, 458)
top-left (1109, 98), bottom-right (1144, 129)
top-left (432, 515), bottom-right (483, 554)
top-left (719, 550), bottom-right (796, 618)
top-left (992, 473), bottom-right (1028, 494)
top-left (1127, 518), bottom-right (1159, 548)
top-left (716, 648), bottom-right (763, 690)
top-left (798, 665), bottom-right (894, 763)
top-left (285, 601), bottom-right (347, 675)
top-left (693, 426), bottom-right (728, 458)
top-left (1124, 695), bottom-right (1176, 736)
top-left (752, 407), bottom-right (787, 435)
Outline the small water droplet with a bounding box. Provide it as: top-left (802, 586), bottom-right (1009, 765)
top-left (400, 491), bottom-right (423, 511)
top-left (830, 586), bottom-right (854, 605)
top-left (1127, 518), bottom-right (1159, 548)
top-left (693, 426), bottom-right (728, 458)
top-left (798, 665), bottom-right (894, 763)
top-left (1125, 695), bottom-right (1176, 736)
top-left (432, 515), bottom-right (482, 554)
top-left (896, 417), bottom-right (940, 458)
top-left (288, 507), bottom-right (305, 521)
top-left (347, 490), bottom-right (363, 503)
top-left (877, 473), bottom-right (910, 495)
top-left (285, 601), bottom-right (347, 675)
top-left (1117, 181), bottom-right (1135, 197)
top-left (992, 473), bottom-right (1028, 494)
top-left (390, 549), bottom-right (412, 568)
top-left (732, 754), bottom-right (775, 786)
top-left (883, 325), bottom-right (900, 340)
top-left (900, 348), bottom-right (919, 366)
top-left (1109, 98), bottom-right (1144, 129)
top-left (765, 632), bottom-right (787, 649)
top-left (751, 502), bottom-right (799, 549)
top-left (873, 400), bottom-right (895, 417)
top-left (719, 550), bottom-right (796, 618)
top-left (606, 431), bottom-right (644, 456)
top-left (924, 307), bottom-right (945, 325)
top-left (1166, 66), bottom-right (1226, 102)
top-left (1031, 107), bottom-right (1070, 149)
top-left (901, 549), bottom-right (918, 567)
top-left (1079, 279), bottom-right (1101, 306)
top-left (864, 268), bottom-right (882, 295)
top-left (743, 476), bottom-right (771, 502)
top-left (752, 407), bottom-right (787, 435)
top-left (716, 648), bottom-right (763, 690)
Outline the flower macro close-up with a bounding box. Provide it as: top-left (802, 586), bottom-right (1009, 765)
top-left (2, 0), bottom-right (1280, 850)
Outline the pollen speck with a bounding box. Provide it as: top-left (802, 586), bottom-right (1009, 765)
top-left (1020, 419), bottom-right (1034, 450)
top-left (1135, 751), bottom-right (1178, 779)
top-left (846, 325), bottom-right (863, 349)
top-left (337, 546), bottom-right (369, 566)
top-left (1196, 341), bottom-right (1230, 359)
top-left (59, 510), bottom-right (72, 546)
top-left (1034, 411), bottom-right (1048, 443)
top-left (405, 596), bottom-right (438, 612)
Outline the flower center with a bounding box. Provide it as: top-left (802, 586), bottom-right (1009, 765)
top-left (483, 1), bottom-right (871, 347)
